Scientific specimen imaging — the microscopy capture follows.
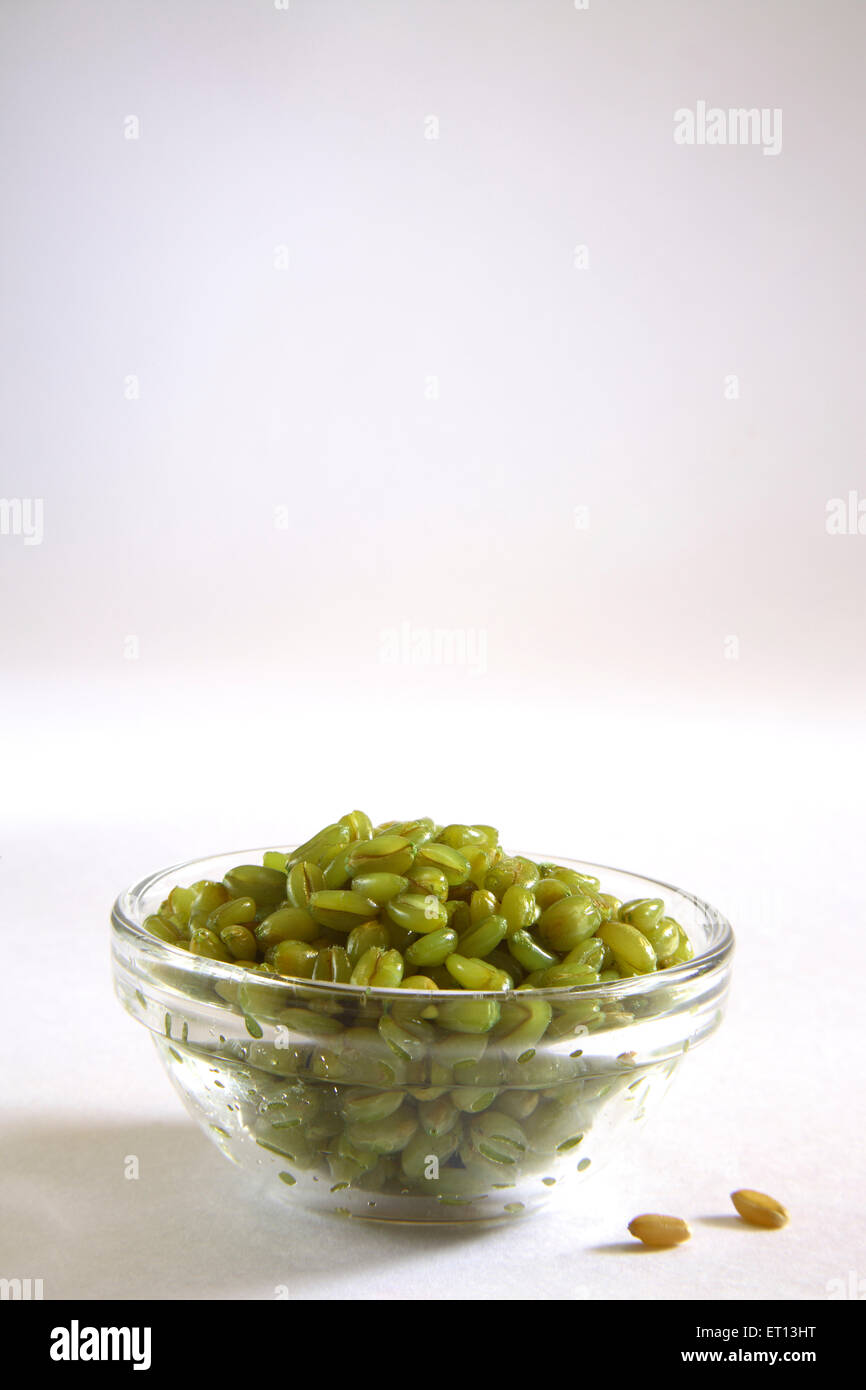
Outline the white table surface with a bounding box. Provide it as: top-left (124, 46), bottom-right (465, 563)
top-left (2, 690), bottom-right (862, 1301)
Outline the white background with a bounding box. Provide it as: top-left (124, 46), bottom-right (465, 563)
top-left (1, 0), bottom-right (864, 1301)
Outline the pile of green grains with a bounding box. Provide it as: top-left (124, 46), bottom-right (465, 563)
top-left (144, 812), bottom-right (694, 997)
top-left (141, 815), bottom-right (700, 1207)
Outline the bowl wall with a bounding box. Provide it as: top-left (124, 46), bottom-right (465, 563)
top-left (112, 850), bottom-right (734, 1222)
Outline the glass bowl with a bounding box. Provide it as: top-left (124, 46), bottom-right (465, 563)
top-left (111, 849), bottom-right (734, 1223)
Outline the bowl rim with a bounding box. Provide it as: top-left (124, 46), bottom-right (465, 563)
top-left (110, 844), bottom-right (735, 1004)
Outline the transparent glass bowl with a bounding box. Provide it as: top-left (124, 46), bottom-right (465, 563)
top-left (111, 849), bottom-right (734, 1224)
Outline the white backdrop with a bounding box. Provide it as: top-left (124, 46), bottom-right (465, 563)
top-left (1, 0), bottom-right (864, 1301)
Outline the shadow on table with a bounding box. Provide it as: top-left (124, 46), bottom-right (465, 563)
top-left (588, 1241), bottom-right (659, 1255)
top-left (694, 1214), bottom-right (760, 1232)
top-left (0, 1117), bottom-right (502, 1299)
